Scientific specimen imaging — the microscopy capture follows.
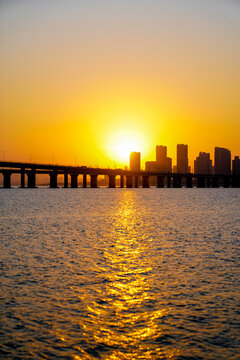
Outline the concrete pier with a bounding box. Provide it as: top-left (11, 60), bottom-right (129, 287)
top-left (83, 174), bottom-right (87, 188)
top-left (109, 175), bottom-right (116, 188)
top-left (134, 175), bottom-right (139, 188)
top-left (21, 168), bottom-right (25, 188)
top-left (142, 175), bottom-right (149, 188)
top-left (157, 175), bottom-right (164, 188)
top-left (223, 176), bottom-right (230, 188)
top-left (90, 174), bottom-right (98, 188)
top-left (3, 171), bottom-right (11, 188)
top-left (197, 176), bottom-right (205, 188)
top-left (167, 176), bottom-right (171, 188)
top-left (64, 173), bottom-right (68, 188)
top-left (50, 172), bottom-right (58, 188)
top-left (27, 170), bottom-right (36, 188)
top-left (70, 174), bottom-right (78, 188)
top-left (173, 176), bottom-right (181, 188)
top-left (232, 175), bottom-right (240, 188)
top-left (186, 176), bottom-right (192, 188)
top-left (120, 175), bottom-right (124, 188)
top-left (206, 177), bottom-right (211, 188)
top-left (126, 176), bottom-right (133, 188)
top-left (212, 177), bottom-right (219, 188)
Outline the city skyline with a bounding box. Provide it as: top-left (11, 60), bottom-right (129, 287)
top-left (142, 144), bottom-right (239, 175)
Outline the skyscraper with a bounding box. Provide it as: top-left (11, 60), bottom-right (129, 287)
top-left (156, 145), bottom-right (172, 173)
top-left (194, 152), bottom-right (212, 174)
top-left (232, 156), bottom-right (240, 176)
top-left (130, 152), bottom-right (141, 171)
top-left (177, 144), bottom-right (188, 173)
top-left (156, 145), bottom-right (167, 163)
top-left (214, 147), bottom-right (231, 175)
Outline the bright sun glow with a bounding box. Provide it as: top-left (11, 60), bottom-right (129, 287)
top-left (109, 130), bottom-right (144, 163)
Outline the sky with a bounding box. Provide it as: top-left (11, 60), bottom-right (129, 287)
top-left (0, 0), bottom-right (240, 169)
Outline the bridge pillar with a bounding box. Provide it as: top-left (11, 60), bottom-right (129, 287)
top-left (197, 176), bottom-right (205, 188)
top-left (232, 175), bottom-right (240, 188)
top-left (167, 176), bottom-right (171, 188)
top-left (126, 176), bottom-right (133, 188)
top-left (27, 170), bottom-right (36, 188)
top-left (186, 176), bottom-right (192, 188)
top-left (142, 175), bottom-right (149, 188)
top-left (90, 174), bottom-right (98, 188)
top-left (206, 177), bottom-right (211, 188)
top-left (49, 172), bottom-right (58, 188)
top-left (109, 175), bottom-right (116, 188)
top-left (157, 175), bottom-right (164, 188)
top-left (223, 176), bottom-right (230, 188)
top-left (64, 173), bottom-right (68, 188)
top-left (21, 168), bottom-right (25, 188)
top-left (120, 175), bottom-right (124, 188)
top-left (70, 174), bottom-right (78, 188)
top-left (83, 174), bottom-right (87, 188)
top-left (173, 176), bottom-right (181, 188)
top-left (3, 171), bottom-right (11, 188)
top-left (134, 176), bottom-right (139, 188)
top-left (212, 176), bottom-right (219, 188)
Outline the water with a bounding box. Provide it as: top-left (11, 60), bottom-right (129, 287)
top-left (0, 188), bottom-right (239, 359)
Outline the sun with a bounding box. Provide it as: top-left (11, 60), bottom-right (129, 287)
top-left (115, 138), bottom-right (140, 159)
top-left (108, 130), bottom-right (143, 164)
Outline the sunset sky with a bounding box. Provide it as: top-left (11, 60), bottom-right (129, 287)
top-left (0, 0), bottom-right (239, 169)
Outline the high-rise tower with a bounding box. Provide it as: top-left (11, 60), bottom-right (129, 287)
top-left (177, 144), bottom-right (188, 173)
top-left (156, 145), bottom-right (172, 173)
top-left (194, 152), bottom-right (212, 174)
top-left (214, 147), bottom-right (231, 175)
top-left (130, 152), bottom-right (141, 171)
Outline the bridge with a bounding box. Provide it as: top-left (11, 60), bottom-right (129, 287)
top-left (0, 161), bottom-right (240, 188)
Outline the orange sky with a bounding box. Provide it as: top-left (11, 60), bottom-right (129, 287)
top-left (0, 0), bottom-right (239, 169)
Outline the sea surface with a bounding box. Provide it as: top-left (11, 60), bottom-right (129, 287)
top-left (0, 188), bottom-right (239, 360)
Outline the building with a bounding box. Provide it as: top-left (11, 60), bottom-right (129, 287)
top-left (145, 161), bottom-right (158, 172)
top-left (130, 152), bottom-right (141, 171)
top-left (156, 145), bottom-right (172, 173)
top-left (232, 156), bottom-right (240, 175)
top-left (156, 145), bottom-right (167, 163)
top-left (177, 144), bottom-right (188, 173)
top-left (194, 152), bottom-right (212, 174)
top-left (214, 147), bottom-right (231, 175)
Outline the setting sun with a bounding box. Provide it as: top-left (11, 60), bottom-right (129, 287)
top-left (107, 130), bottom-right (145, 164)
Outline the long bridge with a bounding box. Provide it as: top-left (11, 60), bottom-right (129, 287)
top-left (0, 161), bottom-right (240, 188)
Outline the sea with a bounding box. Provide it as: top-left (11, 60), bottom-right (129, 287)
top-left (0, 188), bottom-right (239, 360)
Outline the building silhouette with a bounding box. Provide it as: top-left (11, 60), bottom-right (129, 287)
top-left (194, 152), bottom-right (212, 174)
top-left (145, 161), bottom-right (158, 172)
top-left (145, 145), bottom-right (172, 173)
top-left (130, 152), bottom-right (141, 171)
top-left (156, 145), bottom-right (172, 173)
top-left (214, 147), bottom-right (231, 175)
top-left (232, 156), bottom-right (240, 176)
top-left (177, 144), bottom-right (188, 173)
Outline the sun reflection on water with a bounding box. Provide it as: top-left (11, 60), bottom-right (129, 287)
top-left (74, 191), bottom-right (175, 359)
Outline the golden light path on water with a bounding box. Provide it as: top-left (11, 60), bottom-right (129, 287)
top-left (69, 191), bottom-right (177, 359)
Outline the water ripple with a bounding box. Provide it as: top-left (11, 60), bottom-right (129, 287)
top-left (0, 188), bottom-right (239, 359)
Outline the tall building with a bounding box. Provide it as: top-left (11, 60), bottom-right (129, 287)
top-left (177, 144), bottom-right (188, 173)
top-left (232, 156), bottom-right (240, 175)
top-left (156, 145), bottom-right (172, 173)
top-left (194, 152), bottom-right (212, 174)
top-left (130, 152), bottom-right (141, 171)
top-left (214, 147), bottom-right (231, 175)
top-left (156, 145), bottom-right (167, 163)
